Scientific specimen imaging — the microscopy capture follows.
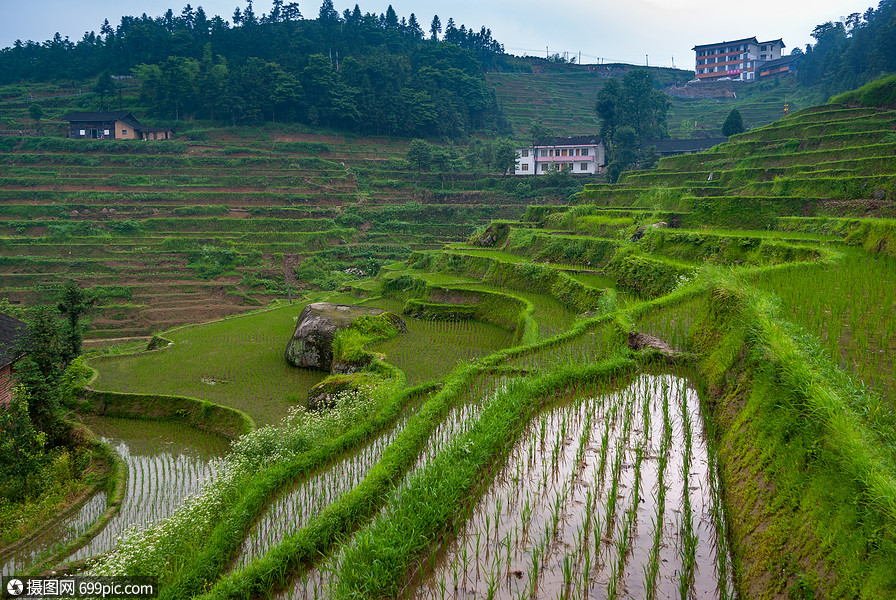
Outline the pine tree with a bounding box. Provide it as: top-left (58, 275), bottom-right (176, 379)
top-left (722, 108), bottom-right (745, 137)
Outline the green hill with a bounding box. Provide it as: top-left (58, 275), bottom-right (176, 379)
top-left (488, 64), bottom-right (825, 139)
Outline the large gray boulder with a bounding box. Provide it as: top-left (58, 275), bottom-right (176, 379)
top-left (285, 302), bottom-right (405, 371)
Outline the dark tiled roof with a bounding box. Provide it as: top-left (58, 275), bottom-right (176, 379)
top-left (0, 313), bottom-right (28, 368)
top-left (759, 54), bottom-right (800, 73)
top-left (63, 111), bottom-right (141, 127)
top-left (759, 39), bottom-right (785, 48)
top-left (536, 135), bottom-right (603, 147)
top-left (642, 138), bottom-right (728, 153)
top-left (693, 37), bottom-right (757, 51)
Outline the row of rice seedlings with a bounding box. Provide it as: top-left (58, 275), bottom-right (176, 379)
top-left (507, 325), bottom-right (617, 372)
top-left (232, 401), bottom-right (422, 568)
top-left (751, 249), bottom-right (896, 408)
top-left (71, 444), bottom-right (219, 562)
top-left (68, 431), bottom-right (224, 563)
top-left (0, 491), bottom-right (108, 576)
top-left (273, 378), bottom-right (507, 599)
top-left (634, 296), bottom-right (707, 353)
top-left (411, 373), bottom-right (734, 599)
top-left (408, 377), bottom-right (628, 599)
top-left (370, 317), bottom-right (515, 386)
top-left (641, 378), bottom-right (672, 600)
top-left (705, 420), bottom-right (735, 600)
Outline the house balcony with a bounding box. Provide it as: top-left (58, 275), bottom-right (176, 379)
top-left (535, 155), bottom-right (595, 163)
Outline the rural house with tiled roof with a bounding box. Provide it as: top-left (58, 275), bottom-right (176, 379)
top-left (514, 135), bottom-right (607, 175)
top-left (64, 111), bottom-right (173, 140)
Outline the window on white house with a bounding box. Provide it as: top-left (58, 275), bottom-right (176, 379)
top-left (540, 164), bottom-right (548, 172)
top-left (521, 164), bottom-right (528, 171)
top-left (521, 149), bottom-right (529, 157)
top-left (581, 148), bottom-right (589, 155)
top-left (580, 163), bottom-right (588, 170)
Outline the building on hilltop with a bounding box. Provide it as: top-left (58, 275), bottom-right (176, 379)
top-left (757, 54), bottom-right (800, 79)
top-left (0, 313), bottom-right (28, 407)
top-left (64, 111), bottom-right (173, 140)
top-left (515, 135), bottom-right (606, 176)
top-left (693, 37), bottom-right (785, 82)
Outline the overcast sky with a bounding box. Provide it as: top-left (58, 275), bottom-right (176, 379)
top-left (2, 0), bottom-right (871, 69)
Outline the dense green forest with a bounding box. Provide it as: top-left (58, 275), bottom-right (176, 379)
top-left (795, 0), bottom-right (896, 95)
top-left (0, 1), bottom-right (510, 137)
top-left (1, 0), bottom-right (895, 138)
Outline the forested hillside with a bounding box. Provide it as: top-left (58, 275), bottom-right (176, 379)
top-left (0, 1), bottom-right (509, 137)
top-left (796, 0), bottom-right (896, 96)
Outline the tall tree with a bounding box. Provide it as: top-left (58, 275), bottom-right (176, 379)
top-left (407, 139), bottom-right (431, 171)
top-left (57, 280), bottom-right (91, 366)
top-left (94, 70), bottom-right (115, 110)
top-left (0, 390), bottom-right (48, 500)
top-left (430, 15), bottom-right (442, 40)
top-left (722, 108), bottom-right (745, 137)
top-left (28, 103), bottom-right (43, 122)
top-left (319, 0), bottom-right (340, 24)
top-left (595, 69), bottom-right (668, 181)
top-left (492, 138), bottom-right (518, 177)
top-left (406, 14), bottom-right (423, 40)
top-left (528, 120), bottom-right (554, 180)
top-left (14, 307), bottom-right (64, 439)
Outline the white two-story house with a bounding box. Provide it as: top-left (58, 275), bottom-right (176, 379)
top-left (515, 135), bottom-right (606, 176)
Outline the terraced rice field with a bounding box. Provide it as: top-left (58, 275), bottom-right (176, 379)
top-left (410, 373), bottom-right (732, 600)
top-left (0, 132), bottom-right (530, 339)
top-left (11, 100), bottom-right (896, 599)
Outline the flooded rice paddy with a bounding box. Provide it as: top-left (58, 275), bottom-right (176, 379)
top-left (274, 377), bottom-right (508, 599)
top-left (406, 373), bottom-right (732, 600)
top-left (68, 416), bottom-right (228, 563)
top-left (233, 400), bottom-right (423, 569)
top-left (2, 416), bottom-right (228, 575)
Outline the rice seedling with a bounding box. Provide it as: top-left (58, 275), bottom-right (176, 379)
top-left (0, 491), bottom-right (108, 576)
top-left (751, 249), bottom-right (896, 408)
top-left (232, 402), bottom-right (419, 569)
top-left (408, 373), bottom-right (732, 600)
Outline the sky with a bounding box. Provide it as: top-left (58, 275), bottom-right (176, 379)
top-left (2, 0), bottom-right (872, 70)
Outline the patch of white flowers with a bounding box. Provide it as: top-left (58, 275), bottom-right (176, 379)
top-left (90, 385), bottom-right (381, 578)
top-left (676, 271), bottom-right (698, 290)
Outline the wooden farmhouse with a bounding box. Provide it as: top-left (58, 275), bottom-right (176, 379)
top-left (64, 111), bottom-right (173, 140)
top-left (0, 313), bottom-right (28, 407)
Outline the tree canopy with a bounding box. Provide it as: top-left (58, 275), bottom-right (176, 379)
top-left (594, 70), bottom-right (669, 143)
top-left (722, 108), bottom-right (745, 137)
top-left (0, 2), bottom-right (510, 138)
top-left (594, 69), bottom-right (669, 181)
top-left (0, 0), bottom-right (507, 137)
top-left (796, 0), bottom-right (896, 96)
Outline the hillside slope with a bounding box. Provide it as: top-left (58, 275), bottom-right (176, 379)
top-left (488, 68), bottom-right (822, 139)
